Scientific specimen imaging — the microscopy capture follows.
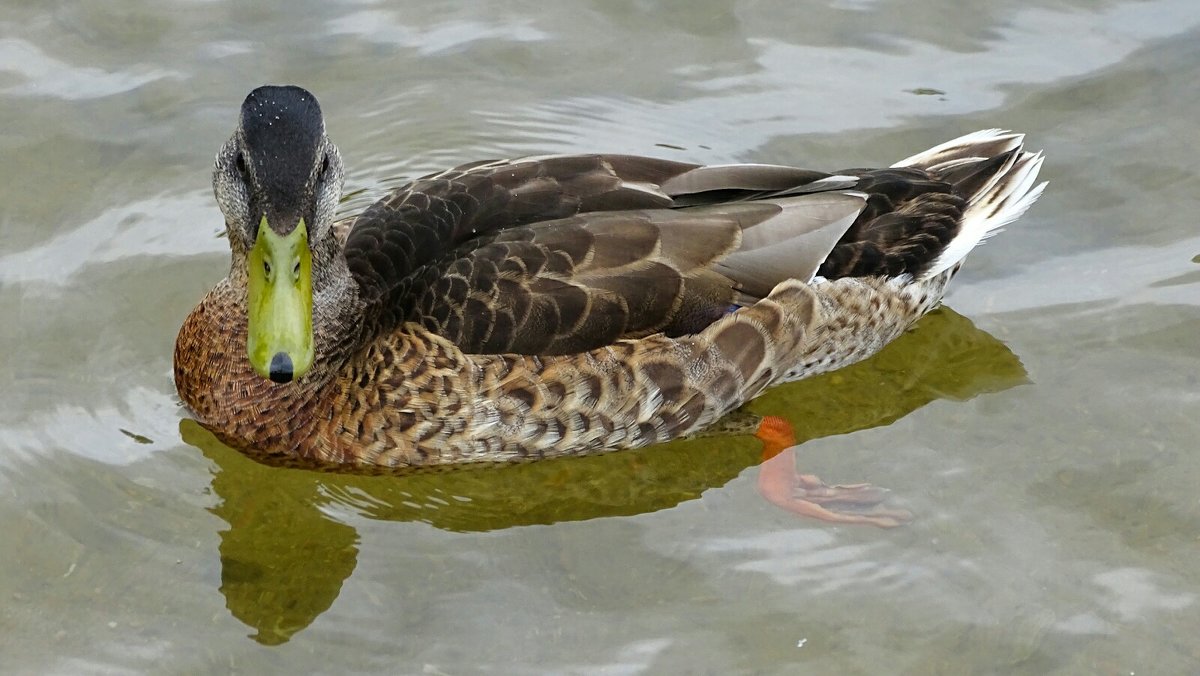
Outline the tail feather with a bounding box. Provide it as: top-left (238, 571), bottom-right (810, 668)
top-left (892, 129), bottom-right (1025, 171)
top-left (915, 131), bottom-right (1047, 280)
top-left (933, 148), bottom-right (1021, 204)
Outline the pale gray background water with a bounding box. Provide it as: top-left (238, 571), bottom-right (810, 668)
top-left (2, 0), bottom-right (1199, 673)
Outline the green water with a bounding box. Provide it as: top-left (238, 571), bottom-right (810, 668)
top-left (3, 0), bottom-right (1199, 672)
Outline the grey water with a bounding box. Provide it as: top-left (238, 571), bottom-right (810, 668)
top-left (2, 0), bottom-right (1199, 673)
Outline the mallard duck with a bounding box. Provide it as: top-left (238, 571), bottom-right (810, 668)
top-left (174, 85), bottom-right (1045, 470)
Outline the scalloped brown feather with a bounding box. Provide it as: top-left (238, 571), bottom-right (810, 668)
top-left (176, 125), bottom-right (1045, 468)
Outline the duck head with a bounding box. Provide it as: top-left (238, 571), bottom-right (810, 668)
top-left (213, 85), bottom-right (345, 383)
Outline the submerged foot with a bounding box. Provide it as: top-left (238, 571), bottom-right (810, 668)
top-left (753, 415), bottom-right (912, 528)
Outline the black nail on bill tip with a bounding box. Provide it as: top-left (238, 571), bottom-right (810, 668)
top-left (269, 352), bottom-right (294, 383)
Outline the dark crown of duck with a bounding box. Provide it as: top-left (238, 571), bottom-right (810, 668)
top-left (239, 85), bottom-right (328, 237)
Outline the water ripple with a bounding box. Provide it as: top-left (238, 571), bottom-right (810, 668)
top-left (0, 38), bottom-right (180, 100)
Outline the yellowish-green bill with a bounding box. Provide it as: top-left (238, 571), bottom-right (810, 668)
top-left (246, 216), bottom-right (313, 381)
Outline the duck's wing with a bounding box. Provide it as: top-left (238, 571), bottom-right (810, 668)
top-left (346, 155), bottom-right (694, 333)
top-left (344, 155), bottom-right (862, 354)
top-left (404, 193), bottom-right (863, 355)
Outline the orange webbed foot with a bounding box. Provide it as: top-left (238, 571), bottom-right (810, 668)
top-left (753, 415), bottom-right (912, 528)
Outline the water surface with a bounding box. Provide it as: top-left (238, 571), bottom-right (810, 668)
top-left (3, 0), bottom-right (1199, 673)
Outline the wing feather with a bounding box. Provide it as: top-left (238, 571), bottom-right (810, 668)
top-left (342, 143), bottom-right (1027, 356)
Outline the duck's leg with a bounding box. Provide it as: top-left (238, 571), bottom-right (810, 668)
top-left (753, 416), bottom-right (912, 528)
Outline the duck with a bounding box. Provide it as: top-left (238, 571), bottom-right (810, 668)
top-left (174, 84), bottom-right (1045, 471)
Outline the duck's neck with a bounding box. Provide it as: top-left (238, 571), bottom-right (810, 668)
top-left (174, 243), bottom-right (366, 456)
top-left (310, 239), bottom-right (370, 369)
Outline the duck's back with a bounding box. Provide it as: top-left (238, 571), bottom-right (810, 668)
top-left (342, 131), bottom-right (1043, 357)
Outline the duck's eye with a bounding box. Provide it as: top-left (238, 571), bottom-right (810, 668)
top-left (263, 259), bottom-right (272, 277)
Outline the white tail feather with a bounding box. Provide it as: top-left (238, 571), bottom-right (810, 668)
top-left (914, 132), bottom-right (1047, 280)
top-left (892, 128), bottom-right (1024, 170)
